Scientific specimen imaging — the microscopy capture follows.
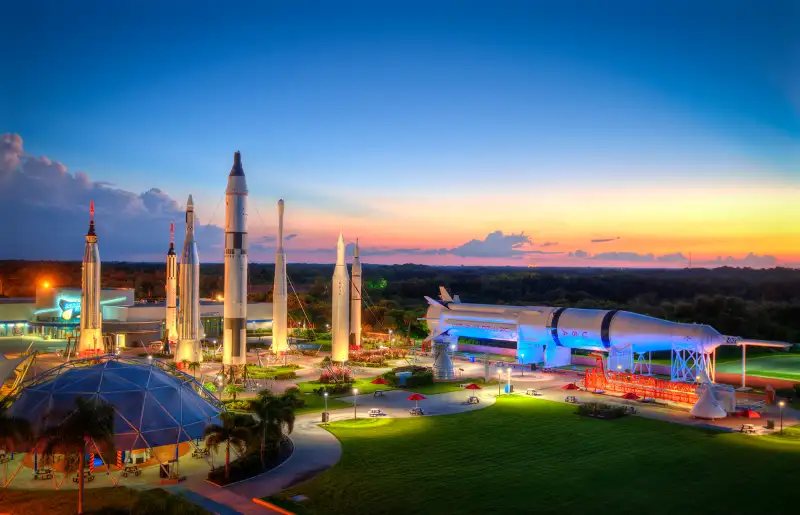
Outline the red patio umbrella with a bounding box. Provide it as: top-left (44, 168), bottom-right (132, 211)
top-left (464, 383), bottom-right (482, 401)
top-left (371, 377), bottom-right (389, 385)
top-left (407, 393), bottom-right (427, 408)
top-left (741, 409), bottom-right (761, 419)
top-left (622, 392), bottom-right (641, 400)
top-left (561, 383), bottom-right (579, 390)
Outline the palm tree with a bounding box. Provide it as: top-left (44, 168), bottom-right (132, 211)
top-left (0, 403), bottom-right (32, 486)
top-left (250, 389), bottom-right (296, 468)
top-left (181, 359), bottom-right (191, 371)
top-left (40, 397), bottom-right (115, 515)
top-left (188, 361), bottom-right (201, 377)
top-left (224, 384), bottom-right (244, 402)
top-left (203, 412), bottom-right (252, 480)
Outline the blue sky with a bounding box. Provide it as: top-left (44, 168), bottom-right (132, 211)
top-left (1, 1), bottom-right (798, 266)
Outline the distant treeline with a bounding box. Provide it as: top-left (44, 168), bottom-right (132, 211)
top-left (2, 261), bottom-right (800, 345)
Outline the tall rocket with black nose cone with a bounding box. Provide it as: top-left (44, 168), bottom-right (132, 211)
top-left (77, 201), bottom-right (103, 354)
top-left (223, 151), bottom-right (248, 369)
top-left (165, 221), bottom-right (178, 344)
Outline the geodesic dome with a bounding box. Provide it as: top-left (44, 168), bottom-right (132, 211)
top-left (8, 356), bottom-right (223, 450)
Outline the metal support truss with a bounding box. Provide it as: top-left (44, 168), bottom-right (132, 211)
top-left (671, 343), bottom-right (714, 382)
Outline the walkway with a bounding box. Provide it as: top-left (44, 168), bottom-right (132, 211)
top-left (227, 387), bottom-right (496, 500)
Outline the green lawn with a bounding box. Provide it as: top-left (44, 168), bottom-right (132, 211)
top-left (1, 487), bottom-right (210, 515)
top-left (716, 354), bottom-right (800, 381)
top-left (295, 393), bottom-right (351, 415)
top-left (295, 377), bottom-right (394, 397)
top-left (246, 365), bottom-right (301, 379)
top-left (276, 396), bottom-right (799, 515)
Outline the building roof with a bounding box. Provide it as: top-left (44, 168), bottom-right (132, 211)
top-left (8, 356), bottom-right (223, 450)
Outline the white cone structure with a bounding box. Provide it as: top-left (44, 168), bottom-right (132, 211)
top-left (272, 199), bottom-right (289, 354)
top-left (165, 222), bottom-right (178, 344)
top-left (349, 239), bottom-right (362, 348)
top-left (331, 233), bottom-right (350, 362)
top-left (690, 386), bottom-right (727, 420)
top-left (223, 151), bottom-right (248, 367)
top-left (176, 195), bottom-right (201, 363)
top-left (77, 202), bottom-right (103, 354)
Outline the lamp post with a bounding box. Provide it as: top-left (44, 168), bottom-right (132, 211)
top-left (497, 370), bottom-right (501, 396)
top-left (779, 400), bottom-right (785, 434)
top-left (389, 329), bottom-right (393, 347)
top-left (521, 354), bottom-right (525, 377)
top-left (324, 392), bottom-right (329, 412)
top-left (353, 388), bottom-right (358, 419)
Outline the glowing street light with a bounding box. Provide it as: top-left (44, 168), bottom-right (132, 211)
top-left (324, 391), bottom-right (329, 412)
top-left (497, 370), bottom-right (502, 396)
top-left (779, 400), bottom-right (786, 434)
top-left (42, 281), bottom-right (51, 289)
top-left (521, 353), bottom-right (525, 377)
top-left (216, 294), bottom-right (223, 302)
top-left (353, 388), bottom-right (359, 419)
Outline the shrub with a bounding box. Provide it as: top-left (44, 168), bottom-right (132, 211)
top-left (225, 400), bottom-right (252, 411)
top-left (405, 371), bottom-right (434, 388)
top-left (274, 372), bottom-right (297, 380)
top-left (320, 367), bottom-right (352, 384)
top-left (775, 388), bottom-right (796, 401)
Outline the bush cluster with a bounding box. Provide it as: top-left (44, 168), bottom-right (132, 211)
top-left (775, 384), bottom-right (800, 401)
top-left (319, 366), bottom-right (352, 384)
top-left (382, 366), bottom-right (433, 388)
top-left (577, 402), bottom-right (629, 419)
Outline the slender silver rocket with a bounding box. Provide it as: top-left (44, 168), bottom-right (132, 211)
top-left (331, 233), bottom-right (350, 362)
top-left (223, 151), bottom-right (248, 367)
top-left (350, 239), bottom-right (362, 349)
top-left (165, 221), bottom-right (178, 344)
top-left (272, 199), bottom-right (289, 354)
top-left (77, 201), bottom-right (103, 354)
top-left (176, 195), bottom-right (201, 363)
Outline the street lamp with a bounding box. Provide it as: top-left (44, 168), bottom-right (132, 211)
top-left (521, 354), bottom-right (525, 377)
top-left (497, 370), bottom-right (502, 396)
top-left (353, 388), bottom-right (359, 419)
top-left (324, 392), bottom-right (329, 412)
top-left (779, 400), bottom-right (786, 434)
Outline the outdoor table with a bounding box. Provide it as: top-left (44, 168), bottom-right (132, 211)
top-left (73, 470), bottom-right (95, 483)
top-left (34, 468), bottom-right (53, 480)
top-left (373, 390), bottom-right (385, 397)
top-left (467, 396), bottom-right (480, 404)
top-left (122, 465), bottom-right (141, 477)
top-left (192, 448), bottom-right (210, 458)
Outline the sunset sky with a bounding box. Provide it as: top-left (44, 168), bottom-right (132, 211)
top-left (2, 1), bottom-right (798, 267)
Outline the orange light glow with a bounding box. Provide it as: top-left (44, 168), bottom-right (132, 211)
top-left (42, 281), bottom-right (51, 289)
top-left (216, 294), bottom-right (224, 302)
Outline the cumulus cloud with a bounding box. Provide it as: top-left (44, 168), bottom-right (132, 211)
top-left (569, 250), bottom-right (590, 258)
top-left (592, 251), bottom-right (655, 262)
top-left (0, 132), bottom-right (223, 260)
top-left (699, 253), bottom-right (778, 268)
top-left (590, 237), bottom-right (621, 243)
top-left (656, 252), bottom-right (688, 263)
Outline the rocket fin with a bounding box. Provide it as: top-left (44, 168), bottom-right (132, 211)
top-left (439, 286), bottom-right (454, 303)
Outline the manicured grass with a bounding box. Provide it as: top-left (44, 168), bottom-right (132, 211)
top-left (278, 396), bottom-right (799, 515)
top-left (409, 378), bottom-right (500, 395)
top-left (0, 487), bottom-right (210, 515)
top-left (295, 377), bottom-right (395, 398)
top-left (295, 393), bottom-right (351, 415)
top-left (246, 364), bottom-right (301, 379)
top-left (717, 354), bottom-right (800, 381)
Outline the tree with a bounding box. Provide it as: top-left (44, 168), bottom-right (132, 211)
top-left (0, 403), bottom-right (32, 486)
top-left (188, 361), bottom-right (201, 377)
top-left (249, 389), bottom-right (296, 467)
top-left (40, 397), bottom-right (115, 515)
top-left (203, 412), bottom-right (252, 480)
top-left (181, 359), bottom-right (191, 371)
top-left (224, 384), bottom-right (244, 401)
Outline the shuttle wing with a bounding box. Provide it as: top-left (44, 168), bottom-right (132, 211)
top-left (439, 286), bottom-right (454, 303)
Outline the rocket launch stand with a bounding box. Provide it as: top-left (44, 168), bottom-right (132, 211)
top-left (670, 343), bottom-right (714, 383)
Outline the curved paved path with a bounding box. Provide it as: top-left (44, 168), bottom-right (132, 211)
top-left (227, 387), bottom-right (496, 499)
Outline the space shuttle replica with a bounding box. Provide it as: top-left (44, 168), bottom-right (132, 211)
top-left (176, 195), bottom-right (201, 363)
top-left (77, 202), bottom-right (103, 354)
top-left (165, 222), bottom-right (178, 345)
top-left (349, 240), bottom-right (362, 348)
top-left (271, 199), bottom-right (289, 354)
top-left (331, 233), bottom-right (350, 362)
top-left (223, 151), bottom-right (249, 372)
top-left (425, 286), bottom-right (784, 384)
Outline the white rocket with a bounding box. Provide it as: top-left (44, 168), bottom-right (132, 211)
top-left (349, 239), bottom-right (362, 349)
top-left (77, 201), bottom-right (103, 354)
top-left (272, 199), bottom-right (289, 354)
top-left (223, 151), bottom-right (248, 368)
top-left (176, 195), bottom-right (201, 363)
top-left (165, 221), bottom-right (178, 344)
top-left (331, 233), bottom-right (350, 362)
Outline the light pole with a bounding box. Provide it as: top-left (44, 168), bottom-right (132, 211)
top-left (497, 370), bottom-right (502, 396)
top-left (353, 388), bottom-right (358, 419)
top-left (779, 400), bottom-right (785, 434)
top-left (389, 329), bottom-right (393, 347)
top-left (521, 354), bottom-right (525, 377)
top-left (324, 392), bottom-right (329, 412)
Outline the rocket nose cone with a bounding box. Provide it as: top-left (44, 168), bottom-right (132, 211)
top-left (187, 195), bottom-right (194, 209)
top-left (230, 151), bottom-right (245, 176)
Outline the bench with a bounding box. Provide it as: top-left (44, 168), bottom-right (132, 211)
top-left (467, 396), bottom-right (480, 405)
top-left (564, 396), bottom-right (579, 404)
top-left (192, 448), bottom-right (210, 459)
top-left (740, 424), bottom-right (757, 434)
top-left (73, 471), bottom-right (95, 483)
top-left (368, 409), bottom-right (385, 417)
top-left (526, 388), bottom-right (541, 396)
top-left (409, 407), bottom-right (425, 416)
top-left (373, 390), bottom-right (385, 398)
top-left (34, 468), bottom-right (53, 480)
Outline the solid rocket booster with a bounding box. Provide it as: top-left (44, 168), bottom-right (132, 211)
top-left (331, 233), bottom-right (350, 362)
top-left (176, 195), bottom-right (201, 363)
top-left (223, 151), bottom-right (248, 367)
top-left (349, 239), bottom-right (362, 348)
top-left (77, 201), bottom-right (103, 354)
top-left (272, 199), bottom-right (289, 354)
top-left (165, 221), bottom-right (178, 344)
